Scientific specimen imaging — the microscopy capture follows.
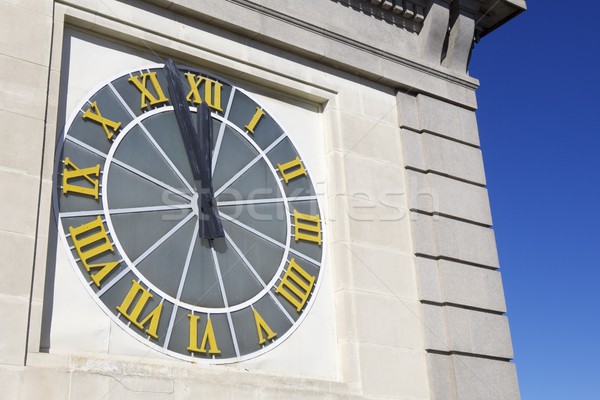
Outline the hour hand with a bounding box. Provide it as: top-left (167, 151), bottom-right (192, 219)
top-left (164, 59), bottom-right (224, 239)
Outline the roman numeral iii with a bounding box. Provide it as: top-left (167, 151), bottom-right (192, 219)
top-left (293, 210), bottom-right (322, 245)
top-left (275, 258), bottom-right (316, 312)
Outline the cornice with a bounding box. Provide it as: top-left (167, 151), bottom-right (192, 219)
top-left (332, 0), bottom-right (428, 27)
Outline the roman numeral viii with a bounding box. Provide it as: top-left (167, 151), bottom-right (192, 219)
top-left (68, 216), bottom-right (119, 287)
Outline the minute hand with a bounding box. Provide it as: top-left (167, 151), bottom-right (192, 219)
top-left (164, 59), bottom-right (224, 239)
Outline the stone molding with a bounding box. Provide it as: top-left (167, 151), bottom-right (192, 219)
top-left (333, 0), bottom-right (426, 26)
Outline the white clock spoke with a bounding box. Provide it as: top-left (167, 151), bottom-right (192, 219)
top-left (209, 242), bottom-right (241, 358)
top-left (96, 212), bottom-right (194, 299)
top-left (108, 82), bottom-right (195, 194)
top-left (164, 220), bottom-right (199, 348)
top-left (111, 158), bottom-right (192, 201)
top-left (214, 133), bottom-right (286, 197)
top-left (96, 266), bottom-right (131, 298)
top-left (217, 195), bottom-right (317, 207)
top-left (66, 135), bottom-right (192, 201)
top-left (66, 136), bottom-right (109, 159)
top-left (108, 204), bottom-right (192, 215)
top-left (60, 209), bottom-right (104, 218)
top-left (212, 88), bottom-right (236, 175)
top-left (219, 211), bottom-right (321, 267)
top-left (223, 232), bottom-right (294, 324)
top-left (132, 212), bottom-right (195, 266)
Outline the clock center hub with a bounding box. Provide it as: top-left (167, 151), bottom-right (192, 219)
top-left (191, 192), bottom-right (200, 216)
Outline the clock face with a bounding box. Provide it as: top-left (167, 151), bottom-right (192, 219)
top-left (54, 64), bottom-right (325, 362)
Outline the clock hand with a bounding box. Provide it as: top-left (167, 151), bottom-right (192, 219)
top-left (164, 59), bottom-right (224, 239)
top-left (196, 100), bottom-right (224, 239)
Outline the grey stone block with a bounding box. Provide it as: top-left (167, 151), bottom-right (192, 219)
top-left (418, 94), bottom-right (480, 145)
top-left (445, 307), bottom-right (513, 358)
top-left (439, 260), bottom-right (507, 312)
top-left (396, 92), bottom-right (421, 131)
top-left (407, 170), bottom-right (493, 225)
top-left (426, 353), bottom-right (457, 400)
top-left (453, 355), bottom-right (520, 400)
top-left (416, 256), bottom-right (443, 303)
top-left (412, 214), bottom-right (499, 268)
top-left (401, 130), bottom-right (487, 185)
top-left (421, 303), bottom-right (449, 351)
top-left (0, 294), bottom-right (29, 365)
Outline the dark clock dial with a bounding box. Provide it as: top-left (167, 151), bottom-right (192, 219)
top-left (54, 64), bottom-right (324, 362)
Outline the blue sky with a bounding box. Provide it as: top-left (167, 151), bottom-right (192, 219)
top-left (469, 1), bottom-right (600, 398)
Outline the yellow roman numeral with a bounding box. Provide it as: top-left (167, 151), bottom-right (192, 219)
top-left (62, 157), bottom-right (100, 199)
top-left (244, 107), bottom-right (265, 134)
top-left (185, 72), bottom-right (223, 112)
top-left (293, 210), bottom-right (322, 245)
top-left (128, 72), bottom-right (169, 109)
top-left (277, 156), bottom-right (307, 184)
top-left (81, 101), bottom-right (122, 140)
top-left (253, 308), bottom-right (277, 345)
top-left (116, 280), bottom-right (163, 339)
top-left (275, 258), bottom-right (316, 312)
top-left (68, 216), bottom-right (120, 287)
top-left (187, 314), bottom-right (221, 354)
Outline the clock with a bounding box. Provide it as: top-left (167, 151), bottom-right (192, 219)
top-left (53, 61), bottom-right (325, 362)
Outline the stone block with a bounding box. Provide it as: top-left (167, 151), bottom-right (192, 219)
top-left (439, 260), bottom-right (507, 312)
top-left (421, 303), bottom-right (448, 351)
top-left (0, 169), bottom-right (40, 236)
top-left (426, 353), bottom-right (457, 400)
top-left (401, 130), bottom-right (486, 185)
top-left (333, 110), bottom-right (403, 165)
top-left (411, 211), bottom-right (438, 257)
top-left (445, 307), bottom-right (513, 358)
top-left (415, 256), bottom-right (443, 303)
top-left (358, 345), bottom-right (429, 399)
top-left (354, 292), bottom-right (424, 349)
top-left (453, 355), bottom-right (520, 400)
top-left (0, 110), bottom-right (45, 176)
top-left (342, 152), bottom-right (406, 201)
top-left (418, 94), bottom-right (479, 145)
top-left (258, 9), bottom-right (326, 59)
top-left (435, 216), bottom-right (499, 268)
top-left (0, 363), bottom-right (70, 399)
top-left (421, 133), bottom-right (486, 185)
top-left (396, 91), bottom-right (420, 131)
top-left (407, 170), bottom-right (493, 225)
top-left (70, 370), bottom-right (174, 400)
top-left (346, 195), bottom-right (411, 251)
top-left (0, 54), bottom-right (49, 120)
top-left (413, 215), bottom-right (499, 267)
top-left (3, 0), bottom-right (53, 16)
top-left (0, 3), bottom-right (53, 66)
top-left (331, 242), bottom-right (418, 299)
top-left (401, 129), bottom-right (427, 170)
top-left (0, 231), bottom-right (35, 298)
top-left (322, 38), bottom-right (383, 81)
top-left (0, 294), bottom-right (29, 365)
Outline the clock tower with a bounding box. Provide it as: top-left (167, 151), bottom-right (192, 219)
top-left (0, 0), bottom-right (526, 398)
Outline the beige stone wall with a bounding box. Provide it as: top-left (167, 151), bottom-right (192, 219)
top-left (0, 0), bottom-right (522, 398)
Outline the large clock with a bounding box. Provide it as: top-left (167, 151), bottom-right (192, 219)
top-left (53, 61), bottom-right (325, 362)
